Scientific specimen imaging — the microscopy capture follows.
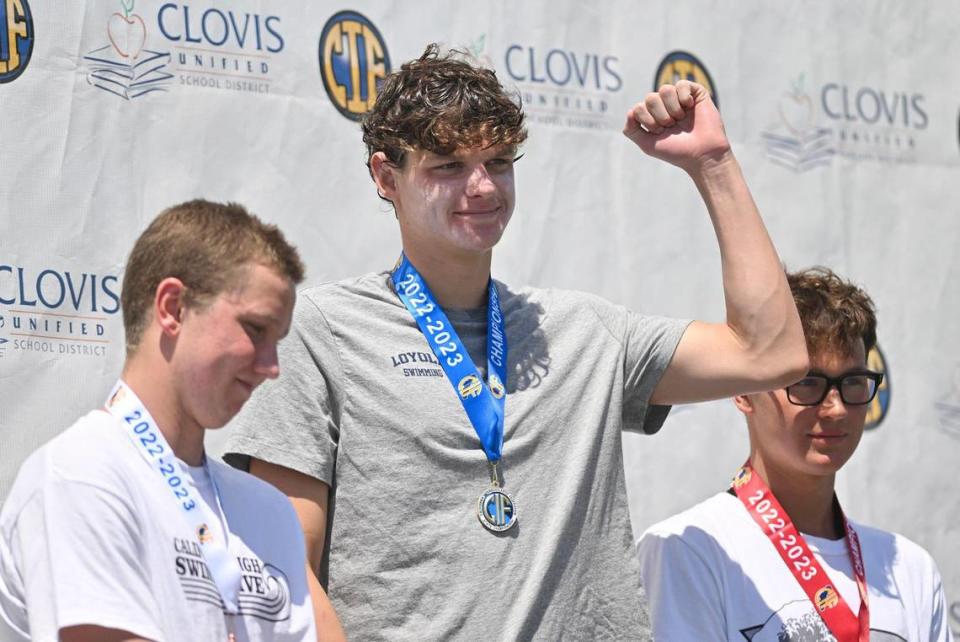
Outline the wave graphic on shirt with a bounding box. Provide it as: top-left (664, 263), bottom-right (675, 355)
top-left (175, 548), bottom-right (292, 621)
top-left (739, 599), bottom-right (906, 641)
top-left (237, 563), bottom-right (292, 621)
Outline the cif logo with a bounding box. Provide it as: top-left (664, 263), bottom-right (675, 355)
top-left (197, 523), bottom-right (213, 544)
top-left (864, 344), bottom-right (890, 430)
top-left (0, 0), bottom-right (34, 83)
top-left (478, 489), bottom-right (515, 532)
top-left (731, 466), bottom-right (751, 489)
top-left (489, 373), bottom-right (505, 399)
top-left (458, 374), bottom-right (483, 399)
top-left (107, 386), bottom-right (128, 409)
top-left (653, 51), bottom-right (717, 109)
top-left (318, 10), bottom-right (390, 121)
top-left (815, 585), bottom-right (839, 612)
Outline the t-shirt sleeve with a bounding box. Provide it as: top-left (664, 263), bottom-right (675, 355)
top-left (13, 478), bottom-right (163, 641)
top-left (926, 553), bottom-right (953, 642)
top-left (621, 309), bottom-right (690, 434)
top-left (224, 295), bottom-right (343, 486)
top-left (636, 528), bottom-right (727, 641)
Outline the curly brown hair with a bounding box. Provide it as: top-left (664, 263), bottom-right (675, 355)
top-left (787, 267), bottom-right (877, 359)
top-left (361, 43), bottom-right (527, 168)
top-left (121, 200), bottom-right (304, 354)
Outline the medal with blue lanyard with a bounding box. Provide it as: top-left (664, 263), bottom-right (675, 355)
top-left (392, 254), bottom-right (516, 532)
top-left (105, 381), bottom-right (244, 621)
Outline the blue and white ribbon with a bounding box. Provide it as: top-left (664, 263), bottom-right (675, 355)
top-left (391, 255), bottom-right (508, 463)
top-left (106, 380), bottom-right (242, 613)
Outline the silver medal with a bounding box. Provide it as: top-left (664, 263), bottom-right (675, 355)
top-left (477, 462), bottom-right (517, 532)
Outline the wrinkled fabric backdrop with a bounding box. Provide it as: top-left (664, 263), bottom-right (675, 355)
top-left (1, 0), bottom-right (957, 633)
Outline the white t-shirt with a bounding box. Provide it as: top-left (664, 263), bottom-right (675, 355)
top-left (637, 492), bottom-right (952, 641)
top-left (0, 410), bottom-right (316, 642)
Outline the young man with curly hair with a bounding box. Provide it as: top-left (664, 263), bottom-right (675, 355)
top-left (638, 267), bottom-right (952, 641)
top-left (226, 44), bottom-right (808, 639)
top-left (0, 200), bottom-right (326, 641)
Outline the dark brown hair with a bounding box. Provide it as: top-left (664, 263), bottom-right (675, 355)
top-left (787, 267), bottom-right (877, 358)
top-left (361, 43), bottom-right (527, 169)
top-left (121, 199), bottom-right (304, 353)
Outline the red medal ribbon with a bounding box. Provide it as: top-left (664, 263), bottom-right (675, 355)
top-left (731, 462), bottom-right (869, 642)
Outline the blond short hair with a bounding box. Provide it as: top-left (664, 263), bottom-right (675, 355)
top-left (121, 199), bottom-right (304, 353)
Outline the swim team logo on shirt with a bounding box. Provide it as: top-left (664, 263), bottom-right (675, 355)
top-left (173, 538), bottom-right (292, 620)
top-left (738, 600), bottom-right (907, 641)
top-left (389, 350), bottom-right (444, 378)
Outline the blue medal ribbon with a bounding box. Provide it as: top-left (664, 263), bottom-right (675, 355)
top-left (392, 254), bottom-right (508, 463)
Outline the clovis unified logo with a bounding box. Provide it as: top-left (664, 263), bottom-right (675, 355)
top-left (83, 0), bottom-right (173, 100)
top-left (0, 0), bottom-right (34, 84)
top-left (762, 74), bottom-right (928, 172)
top-left (483, 35), bottom-right (623, 131)
top-left (0, 264), bottom-right (120, 359)
top-left (82, 1), bottom-right (286, 99)
top-left (157, 1), bottom-right (284, 94)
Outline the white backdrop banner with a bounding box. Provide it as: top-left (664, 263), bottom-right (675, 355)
top-left (1, 0), bottom-right (958, 634)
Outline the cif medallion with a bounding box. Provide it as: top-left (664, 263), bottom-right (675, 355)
top-left (477, 488), bottom-right (517, 532)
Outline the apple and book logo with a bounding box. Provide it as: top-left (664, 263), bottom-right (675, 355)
top-left (83, 0), bottom-right (172, 100)
top-left (107, 0), bottom-right (146, 59)
top-left (778, 77), bottom-right (815, 136)
top-left (761, 74), bottom-right (835, 173)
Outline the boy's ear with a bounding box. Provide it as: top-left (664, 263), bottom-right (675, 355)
top-left (370, 151), bottom-right (399, 201)
top-left (154, 277), bottom-right (187, 337)
top-left (733, 394), bottom-right (754, 415)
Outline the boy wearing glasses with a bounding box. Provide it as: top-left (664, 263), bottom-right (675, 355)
top-left (637, 267), bottom-right (952, 641)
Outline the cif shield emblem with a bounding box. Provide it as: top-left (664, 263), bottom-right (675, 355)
top-left (197, 523), bottom-right (213, 544)
top-left (458, 374), bottom-right (483, 399)
top-left (864, 344), bottom-right (890, 430)
top-left (815, 585), bottom-right (839, 612)
top-left (0, 0), bottom-right (34, 83)
top-left (318, 10), bottom-right (390, 121)
top-left (488, 373), bottom-right (505, 399)
top-left (653, 50), bottom-right (718, 108)
top-left (477, 488), bottom-right (517, 532)
top-left (732, 466), bottom-right (751, 489)
top-left (107, 386), bottom-right (127, 409)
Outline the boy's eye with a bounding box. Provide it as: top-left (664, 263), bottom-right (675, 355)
top-left (244, 322), bottom-right (265, 338)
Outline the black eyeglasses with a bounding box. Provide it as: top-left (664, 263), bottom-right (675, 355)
top-left (785, 371), bottom-right (884, 406)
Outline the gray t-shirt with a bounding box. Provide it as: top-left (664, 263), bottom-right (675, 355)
top-left (225, 272), bottom-right (688, 641)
